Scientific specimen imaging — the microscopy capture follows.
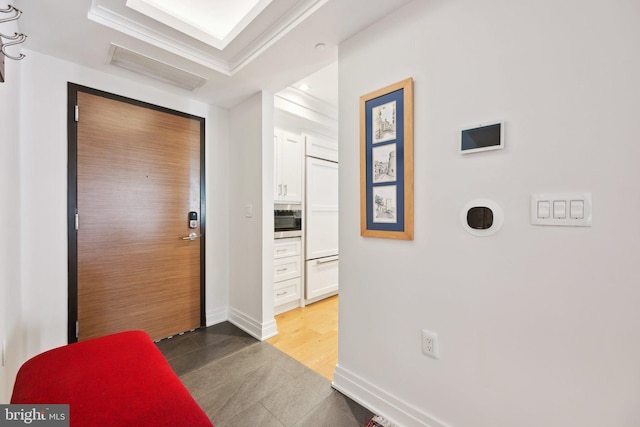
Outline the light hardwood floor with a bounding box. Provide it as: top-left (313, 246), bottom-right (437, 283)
top-left (268, 295), bottom-right (338, 381)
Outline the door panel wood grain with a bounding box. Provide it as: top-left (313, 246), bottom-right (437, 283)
top-left (71, 87), bottom-right (204, 342)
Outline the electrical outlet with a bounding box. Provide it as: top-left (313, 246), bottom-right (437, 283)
top-left (422, 329), bottom-right (439, 359)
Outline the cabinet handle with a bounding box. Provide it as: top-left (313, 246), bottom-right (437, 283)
top-left (284, 184), bottom-right (287, 196)
top-left (278, 184), bottom-right (282, 195)
top-left (276, 291), bottom-right (288, 296)
top-left (276, 249), bottom-right (287, 252)
top-left (316, 258), bottom-right (338, 265)
top-left (276, 268), bottom-right (288, 272)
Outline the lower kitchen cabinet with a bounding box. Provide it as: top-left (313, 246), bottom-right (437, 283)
top-left (274, 277), bottom-right (301, 307)
top-left (305, 256), bottom-right (339, 302)
top-left (274, 256), bottom-right (301, 282)
top-left (274, 237), bottom-right (303, 314)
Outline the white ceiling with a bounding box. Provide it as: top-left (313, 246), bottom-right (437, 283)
top-left (13, 0), bottom-right (414, 108)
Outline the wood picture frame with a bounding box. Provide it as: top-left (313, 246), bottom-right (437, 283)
top-left (0, 51), bottom-right (5, 83)
top-left (360, 77), bottom-right (414, 240)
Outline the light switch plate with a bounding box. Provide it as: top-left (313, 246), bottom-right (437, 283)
top-left (531, 192), bottom-right (592, 226)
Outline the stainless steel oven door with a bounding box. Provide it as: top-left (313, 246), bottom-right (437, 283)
top-left (274, 204), bottom-right (302, 238)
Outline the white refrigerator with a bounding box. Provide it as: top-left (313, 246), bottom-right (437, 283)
top-left (305, 156), bottom-right (339, 301)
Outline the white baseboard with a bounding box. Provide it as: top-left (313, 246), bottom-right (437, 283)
top-left (332, 365), bottom-right (450, 427)
top-left (205, 306), bottom-right (228, 327)
top-left (227, 307), bottom-right (278, 341)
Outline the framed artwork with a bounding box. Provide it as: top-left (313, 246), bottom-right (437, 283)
top-left (360, 77), bottom-right (414, 240)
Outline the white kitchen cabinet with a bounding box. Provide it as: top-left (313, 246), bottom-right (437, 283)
top-left (274, 256), bottom-right (301, 282)
top-left (274, 130), bottom-right (303, 203)
top-left (305, 144), bottom-right (339, 303)
top-left (274, 277), bottom-right (301, 307)
top-left (305, 132), bottom-right (339, 162)
top-left (273, 237), bottom-right (302, 314)
top-left (273, 238), bottom-right (302, 259)
top-left (305, 157), bottom-right (339, 260)
top-left (305, 256), bottom-right (339, 301)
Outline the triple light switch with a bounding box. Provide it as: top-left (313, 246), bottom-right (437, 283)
top-left (531, 193), bottom-right (592, 226)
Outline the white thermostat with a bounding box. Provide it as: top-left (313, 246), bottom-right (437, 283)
top-left (461, 199), bottom-right (504, 237)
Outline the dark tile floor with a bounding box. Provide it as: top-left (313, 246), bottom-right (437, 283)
top-left (156, 322), bottom-right (374, 427)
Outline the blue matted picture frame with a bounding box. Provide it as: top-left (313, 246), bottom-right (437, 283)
top-left (360, 78), bottom-right (413, 240)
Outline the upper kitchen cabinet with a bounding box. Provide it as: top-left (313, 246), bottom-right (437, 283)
top-left (274, 129), bottom-right (303, 203)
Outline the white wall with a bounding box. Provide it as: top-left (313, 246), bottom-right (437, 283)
top-left (335, 1), bottom-right (640, 426)
top-left (0, 14), bottom-right (24, 400)
top-left (228, 91), bottom-right (277, 340)
top-left (14, 50), bottom-right (229, 364)
top-left (205, 106), bottom-right (231, 325)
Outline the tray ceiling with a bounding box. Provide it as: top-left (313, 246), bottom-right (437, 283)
top-left (14, 0), bottom-right (415, 108)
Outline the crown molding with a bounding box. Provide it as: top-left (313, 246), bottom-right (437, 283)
top-left (227, 0), bottom-right (328, 74)
top-left (275, 87), bottom-right (338, 134)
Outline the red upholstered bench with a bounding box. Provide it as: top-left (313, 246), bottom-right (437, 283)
top-left (11, 330), bottom-right (212, 427)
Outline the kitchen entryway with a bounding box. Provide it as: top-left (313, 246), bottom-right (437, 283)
top-left (270, 62), bottom-right (339, 381)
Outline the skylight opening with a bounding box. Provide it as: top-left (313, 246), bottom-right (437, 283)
top-left (126, 0), bottom-right (272, 50)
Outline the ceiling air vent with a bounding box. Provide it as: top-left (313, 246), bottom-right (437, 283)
top-left (108, 44), bottom-right (206, 91)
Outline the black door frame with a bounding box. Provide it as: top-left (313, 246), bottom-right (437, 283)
top-left (66, 83), bottom-right (206, 343)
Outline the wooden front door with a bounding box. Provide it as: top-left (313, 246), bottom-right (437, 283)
top-left (68, 84), bottom-right (205, 342)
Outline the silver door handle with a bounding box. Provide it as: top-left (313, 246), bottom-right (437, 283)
top-left (316, 257), bottom-right (338, 265)
top-left (182, 232), bottom-right (200, 241)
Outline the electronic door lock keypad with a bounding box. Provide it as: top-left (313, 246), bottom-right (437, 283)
top-left (189, 211), bottom-right (198, 229)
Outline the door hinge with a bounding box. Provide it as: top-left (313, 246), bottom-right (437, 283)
top-left (74, 105), bottom-right (79, 122)
top-left (75, 212), bottom-right (79, 230)
top-left (75, 321), bottom-right (79, 338)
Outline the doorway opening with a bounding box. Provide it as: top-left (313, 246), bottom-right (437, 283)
top-left (270, 62), bottom-right (339, 380)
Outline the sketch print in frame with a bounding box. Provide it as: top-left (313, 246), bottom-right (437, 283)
top-left (360, 77), bottom-right (414, 240)
top-left (372, 101), bottom-right (396, 144)
top-left (373, 185), bottom-right (397, 223)
top-left (372, 143), bottom-right (396, 183)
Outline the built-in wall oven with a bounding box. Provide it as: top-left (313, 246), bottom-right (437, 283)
top-left (274, 204), bottom-right (302, 238)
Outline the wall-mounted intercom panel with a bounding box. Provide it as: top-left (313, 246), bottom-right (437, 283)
top-left (460, 121), bottom-right (504, 154)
